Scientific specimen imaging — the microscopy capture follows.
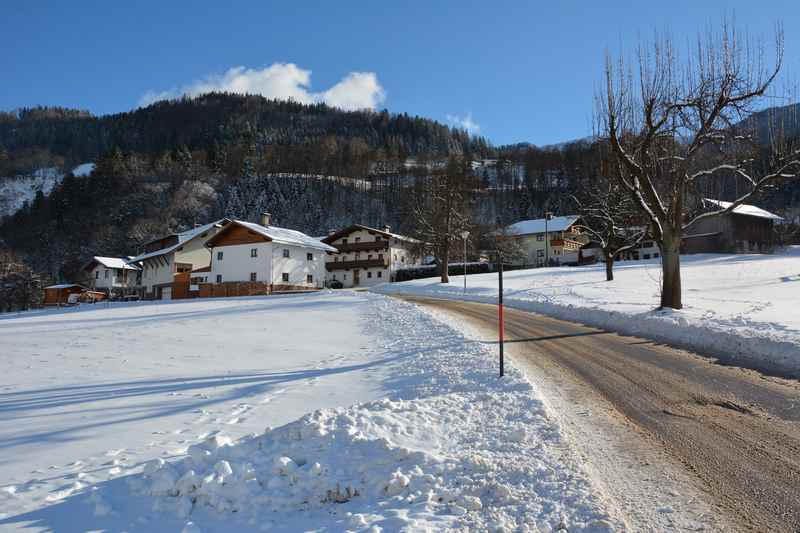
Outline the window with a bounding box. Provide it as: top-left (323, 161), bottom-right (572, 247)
top-left (95, 271), bottom-right (99, 279)
top-left (342, 238), bottom-right (348, 244)
top-left (355, 237), bottom-right (361, 243)
top-left (334, 256), bottom-right (339, 262)
top-left (537, 250), bottom-right (544, 257)
top-left (378, 254), bottom-right (383, 260)
top-left (376, 236), bottom-right (382, 241)
top-left (401, 256), bottom-right (405, 263)
top-left (282, 273), bottom-right (289, 282)
top-left (306, 274), bottom-right (313, 284)
top-left (216, 274), bottom-right (222, 283)
top-left (104, 270), bottom-right (109, 278)
top-left (377, 271), bottom-right (382, 278)
top-left (536, 235), bottom-right (544, 241)
top-left (307, 252), bottom-right (313, 261)
top-left (367, 272), bottom-right (372, 278)
top-left (343, 274), bottom-right (347, 280)
top-left (654, 253), bottom-right (660, 258)
top-left (643, 254), bottom-right (651, 260)
top-left (217, 251), bottom-right (223, 260)
top-left (251, 248), bottom-right (258, 258)
top-left (250, 272), bottom-right (257, 282)
top-left (283, 249), bottom-right (290, 258)
top-left (367, 254), bottom-right (373, 260)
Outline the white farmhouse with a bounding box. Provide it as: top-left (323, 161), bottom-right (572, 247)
top-left (129, 219), bottom-right (230, 299)
top-left (205, 214), bottom-right (337, 289)
top-left (81, 256), bottom-right (140, 296)
top-left (321, 224), bottom-right (423, 288)
top-left (504, 215), bottom-right (587, 267)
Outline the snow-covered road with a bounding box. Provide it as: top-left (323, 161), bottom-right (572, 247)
top-left (0, 292), bottom-right (620, 532)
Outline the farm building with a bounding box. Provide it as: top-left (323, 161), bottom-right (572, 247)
top-left (683, 199), bottom-right (783, 254)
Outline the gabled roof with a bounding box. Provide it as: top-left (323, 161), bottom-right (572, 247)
top-left (84, 256), bottom-right (140, 271)
top-left (129, 219), bottom-right (229, 263)
top-left (506, 215), bottom-right (580, 236)
top-left (322, 224), bottom-right (421, 245)
top-left (703, 199), bottom-right (783, 221)
top-left (207, 220), bottom-right (338, 252)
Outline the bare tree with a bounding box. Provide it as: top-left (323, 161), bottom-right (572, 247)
top-left (573, 180), bottom-right (646, 281)
top-left (413, 157), bottom-right (473, 283)
top-left (598, 22), bottom-right (800, 308)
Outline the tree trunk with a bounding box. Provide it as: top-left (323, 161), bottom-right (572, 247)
top-left (440, 242), bottom-right (450, 283)
top-left (604, 251), bottom-right (614, 281)
top-left (659, 234), bottom-right (682, 309)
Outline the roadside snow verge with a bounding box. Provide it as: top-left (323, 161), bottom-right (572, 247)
top-left (373, 264), bottom-right (800, 378)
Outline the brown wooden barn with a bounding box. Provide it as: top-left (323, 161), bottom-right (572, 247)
top-left (682, 199), bottom-right (783, 254)
top-left (43, 284), bottom-right (107, 306)
top-left (43, 284), bottom-right (86, 306)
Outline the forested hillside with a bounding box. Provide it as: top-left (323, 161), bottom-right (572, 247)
top-left (0, 93), bottom-right (797, 303)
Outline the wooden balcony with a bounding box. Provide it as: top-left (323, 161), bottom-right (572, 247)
top-left (326, 258), bottom-right (388, 271)
top-left (333, 241), bottom-right (389, 253)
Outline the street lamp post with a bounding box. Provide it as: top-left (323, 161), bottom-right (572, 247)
top-left (460, 230), bottom-right (469, 293)
top-left (495, 217), bottom-right (505, 378)
top-left (544, 211), bottom-right (553, 267)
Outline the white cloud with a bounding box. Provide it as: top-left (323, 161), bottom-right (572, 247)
top-left (446, 112), bottom-right (481, 135)
top-left (138, 63), bottom-right (385, 111)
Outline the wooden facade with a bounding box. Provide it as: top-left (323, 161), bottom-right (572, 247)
top-left (205, 224), bottom-right (270, 247)
top-left (683, 212), bottom-right (777, 254)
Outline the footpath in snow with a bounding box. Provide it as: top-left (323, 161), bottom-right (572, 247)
top-left (0, 292), bottom-right (620, 532)
top-left (376, 247), bottom-right (800, 378)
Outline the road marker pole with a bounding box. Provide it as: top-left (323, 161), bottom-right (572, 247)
top-left (498, 255), bottom-right (504, 377)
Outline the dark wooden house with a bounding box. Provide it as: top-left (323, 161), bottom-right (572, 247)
top-left (682, 199), bottom-right (783, 254)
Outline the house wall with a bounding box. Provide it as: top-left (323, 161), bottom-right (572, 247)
top-left (87, 265), bottom-right (138, 290)
top-left (510, 228), bottom-right (585, 266)
top-left (324, 228), bottom-right (422, 288)
top-left (210, 241), bottom-right (326, 288)
top-left (141, 237), bottom-right (214, 296)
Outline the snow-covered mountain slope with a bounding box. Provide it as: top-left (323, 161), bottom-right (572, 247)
top-left (0, 163), bottom-right (94, 218)
top-left (0, 168), bottom-right (63, 218)
top-left (376, 247), bottom-right (800, 377)
top-left (0, 292), bottom-right (622, 532)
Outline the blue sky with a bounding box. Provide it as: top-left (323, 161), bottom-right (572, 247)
top-left (3, 1), bottom-right (798, 146)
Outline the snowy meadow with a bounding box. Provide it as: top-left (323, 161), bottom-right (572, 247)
top-left (0, 292), bottom-right (618, 532)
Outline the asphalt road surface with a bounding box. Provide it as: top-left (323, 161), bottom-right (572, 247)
top-left (398, 295), bottom-right (800, 532)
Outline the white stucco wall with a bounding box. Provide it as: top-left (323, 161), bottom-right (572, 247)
top-left (87, 265), bottom-right (138, 290)
top-left (209, 241), bottom-right (326, 288)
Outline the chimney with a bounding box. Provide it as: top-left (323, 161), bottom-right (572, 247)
top-left (382, 225), bottom-right (391, 233)
top-left (260, 212), bottom-right (272, 227)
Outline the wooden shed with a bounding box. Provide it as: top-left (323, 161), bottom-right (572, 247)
top-left (683, 199), bottom-right (783, 254)
top-left (43, 284), bottom-right (86, 306)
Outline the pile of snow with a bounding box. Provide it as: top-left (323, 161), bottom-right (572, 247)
top-left (376, 248), bottom-right (800, 377)
top-left (0, 167), bottom-right (63, 217)
top-left (120, 295), bottom-right (616, 531)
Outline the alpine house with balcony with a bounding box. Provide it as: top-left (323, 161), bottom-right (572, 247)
top-left (321, 224), bottom-right (423, 287)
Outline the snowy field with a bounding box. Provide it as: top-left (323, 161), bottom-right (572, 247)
top-left (377, 247), bottom-right (800, 377)
top-left (0, 292), bottom-right (619, 532)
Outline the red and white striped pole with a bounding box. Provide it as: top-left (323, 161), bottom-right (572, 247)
top-left (498, 254), bottom-right (505, 377)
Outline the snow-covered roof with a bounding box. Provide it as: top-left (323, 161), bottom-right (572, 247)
top-left (506, 215), bottom-right (580, 236)
top-left (90, 256), bottom-right (140, 270)
top-left (45, 283), bottom-right (83, 289)
top-left (322, 224), bottom-right (421, 245)
top-left (129, 219), bottom-right (228, 263)
top-left (232, 221), bottom-right (338, 252)
top-left (703, 199), bottom-right (783, 221)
